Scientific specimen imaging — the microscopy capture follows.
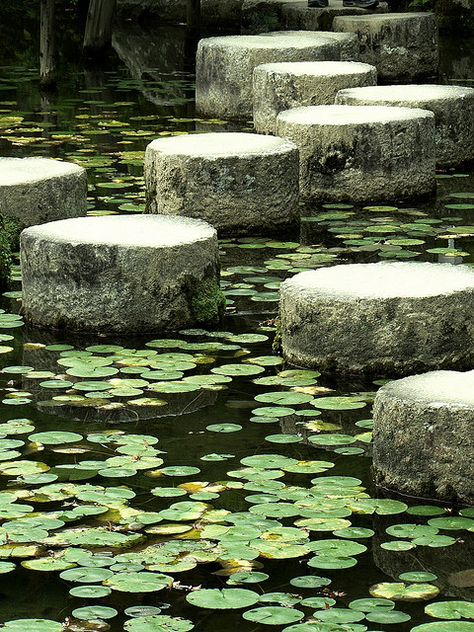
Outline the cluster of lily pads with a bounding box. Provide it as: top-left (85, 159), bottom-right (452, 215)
top-left (0, 59), bottom-right (474, 632)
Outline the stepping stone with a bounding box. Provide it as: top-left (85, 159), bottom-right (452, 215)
top-left (241, 0), bottom-right (387, 34)
top-left (282, 0), bottom-right (388, 32)
top-left (21, 215), bottom-right (223, 334)
top-left (0, 157), bottom-right (87, 229)
top-left (336, 84), bottom-right (474, 168)
top-left (280, 261), bottom-right (474, 376)
top-left (373, 369), bottom-right (474, 504)
top-left (333, 13), bottom-right (439, 80)
top-left (196, 30), bottom-right (359, 120)
top-left (145, 132), bottom-right (299, 235)
top-left (276, 104), bottom-right (435, 202)
top-left (253, 60), bottom-right (377, 134)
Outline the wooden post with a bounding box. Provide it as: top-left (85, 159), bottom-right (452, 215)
top-left (40, 0), bottom-right (56, 87)
top-left (186, 0), bottom-right (201, 28)
top-left (83, 0), bottom-right (117, 54)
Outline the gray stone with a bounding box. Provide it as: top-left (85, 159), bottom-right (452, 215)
top-left (21, 215), bottom-right (223, 334)
top-left (196, 30), bottom-right (359, 121)
top-left (276, 104), bottom-right (436, 202)
top-left (332, 13), bottom-right (439, 80)
top-left (0, 157), bottom-right (87, 229)
top-left (145, 132), bottom-right (299, 235)
top-left (253, 60), bottom-right (377, 134)
top-left (336, 84), bottom-right (474, 168)
top-left (280, 262), bottom-right (474, 376)
top-left (282, 1), bottom-right (388, 33)
top-left (373, 369), bottom-right (474, 504)
top-left (241, 0), bottom-right (387, 34)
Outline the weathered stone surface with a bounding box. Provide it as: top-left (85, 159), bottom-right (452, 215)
top-left (373, 369), bottom-right (474, 504)
top-left (336, 84), bottom-right (474, 168)
top-left (145, 132), bottom-right (299, 235)
top-left (276, 104), bottom-right (435, 202)
top-left (241, 0), bottom-right (387, 34)
top-left (0, 157), bottom-right (87, 229)
top-left (196, 31), bottom-right (359, 120)
top-left (253, 60), bottom-right (377, 134)
top-left (333, 13), bottom-right (439, 80)
top-left (21, 215), bottom-right (223, 334)
top-left (280, 262), bottom-right (474, 376)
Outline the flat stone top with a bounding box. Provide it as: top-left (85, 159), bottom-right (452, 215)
top-left (277, 104), bottom-right (433, 126)
top-left (202, 30), bottom-right (351, 49)
top-left (0, 157), bottom-right (83, 186)
top-left (335, 11), bottom-right (433, 22)
top-left (284, 262), bottom-right (474, 299)
top-left (338, 84), bottom-right (474, 103)
top-left (378, 370), bottom-right (474, 407)
top-left (22, 215), bottom-right (216, 248)
top-left (147, 132), bottom-right (297, 157)
top-left (256, 60), bottom-right (375, 77)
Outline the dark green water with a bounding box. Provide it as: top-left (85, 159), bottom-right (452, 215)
top-left (0, 17), bottom-right (473, 632)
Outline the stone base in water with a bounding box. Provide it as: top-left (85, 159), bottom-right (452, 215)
top-left (0, 157), bottom-right (87, 229)
top-left (276, 104), bottom-right (436, 202)
top-left (373, 370), bottom-right (474, 504)
top-left (336, 84), bottom-right (474, 168)
top-left (145, 132), bottom-right (299, 235)
top-left (196, 30), bottom-right (358, 121)
top-left (21, 215), bottom-right (223, 334)
top-left (241, 0), bottom-right (387, 34)
top-left (333, 13), bottom-right (439, 81)
top-left (280, 262), bottom-right (474, 376)
top-left (253, 60), bottom-right (377, 134)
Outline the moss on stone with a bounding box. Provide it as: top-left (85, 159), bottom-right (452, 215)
top-left (190, 278), bottom-right (226, 325)
top-left (0, 214), bottom-right (17, 290)
top-left (272, 318), bottom-right (282, 354)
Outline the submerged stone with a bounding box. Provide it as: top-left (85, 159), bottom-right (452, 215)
top-left (195, 30), bottom-right (358, 121)
top-left (21, 215), bottom-right (223, 334)
top-left (280, 262), bottom-right (474, 376)
top-left (276, 104), bottom-right (436, 202)
top-left (336, 84), bottom-right (474, 168)
top-left (145, 132), bottom-right (299, 235)
top-left (373, 369), bottom-right (474, 504)
top-left (253, 60), bottom-right (377, 134)
top-left (0, 157), bottom-right (87, 229)
top-left (332, 13), bottom-right (439, 80)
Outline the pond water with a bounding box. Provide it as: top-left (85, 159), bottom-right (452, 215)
top-left (0, 17), bottom-right (473, 632)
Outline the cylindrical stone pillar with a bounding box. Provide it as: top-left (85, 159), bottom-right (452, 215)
top-left (336, 84), bottom-right (474, 168)
top-left (253, 60), bottom-right (377, 134)
top-left (145, 132), bottom-right (300, 235)
top-left (276, 104), bottom-right (436, 203)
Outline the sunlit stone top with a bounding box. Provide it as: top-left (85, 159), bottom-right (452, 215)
top-left (202, 30), bottom-right (352, 49)
top-left (379, 370), bottom-right (474, 407)
top-left (147, 132), bottom-right (297, 157)
top-left (256, 61), bottom-right (375, 76)
top-left (0, 157), bottom-right (83, 186)
top-left (285, 262), bottom-right (474, 299)
top-left (23, 215), bottom-right (216, 248)
top-left (337, 84), bottom-right (474, 103)
top-left (277, 104), bottom-right (433, 125)
top-left (337, 11), bottom-right (432, 22)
